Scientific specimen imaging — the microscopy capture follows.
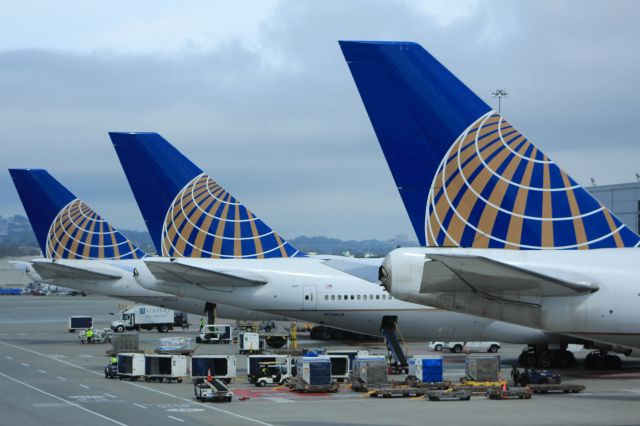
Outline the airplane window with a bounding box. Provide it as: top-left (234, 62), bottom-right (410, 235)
top-left (370, 295), bottom-right (374, 300)
top-left (389, 295), bottom-right (392, 300)
top-left (338, 295), bottom-right (342, 300)
top-left (376, 295), bottom-right (380, 300)
top-left (382, 295), bottom-right (386, 300)
top-left (350, 295), bottom-right (354, 300)
top-left (305, 295), bottom-right (309, 301)
top-left (331, 295), bottom-right (335, 300)
top-left (324, 295), bottom-right (329, 301)
top-left (344, 295), bottom-right (348, 300)
top-left (357, 295), bottom-right (361, 300)
top-left (363, 295), bottom-right (367, 300)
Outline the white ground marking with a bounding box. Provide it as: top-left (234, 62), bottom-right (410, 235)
top-left (79, 384), bottom-right (90, 389)
top-left (38, 369), bottom-right (47, 374)
top-left (0, 371), bottom-right (128, 426)
top-left (104, 393), bottom-right (117, 399)
top-left (21, 362), bottom-right (29, 367)
top-left (0, 340), bottom-right (275, 426)
top-left (168, 416), bottom-right (185, 423)
top-left (57, 376), bottom-right (67, 381)
top-left (5, 356), bottom-right (12, 360)
top-left (134, 403), bottom-right (147, 409)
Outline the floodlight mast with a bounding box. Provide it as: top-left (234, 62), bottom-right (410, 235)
top-left (492, 89), bottom-right (509, 114)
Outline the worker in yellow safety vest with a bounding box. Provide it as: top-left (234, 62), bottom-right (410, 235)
top-left (86, 327), bottom-right (94, 343)
top-left (111, 356), bottom-right (117, 365)
top-left (199, 318), bottom-right (205, 332)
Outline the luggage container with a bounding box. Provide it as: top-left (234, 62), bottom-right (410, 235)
top-left (117, 353), bottom-right (145, 380)
top-left (294, 356), bottom-right (337, 393)
top-left (327, 350), bottom-right (369, 371)
top-left (409, 355), bottom-right (443, 383)
top-left (191, 355), bottom-right (236, 384)
top-left (247, 355), bottom-right (293, 387)
top-left (144, 354), bottom-right (188, 383)
top-left (351, 356), bottom-right (388, 391)
top-left (238, 332), bottom-right (263, 354)
top-left (68, 316), bottom-right (92, 332)
top-left (109, 332), bottom-right (140, 354)
top-left (327, 354), bottom-right (350, 382)
top-left (465, 356), bottom-right (500, 382)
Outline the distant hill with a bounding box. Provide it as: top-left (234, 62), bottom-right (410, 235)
top-left (0, 214), bottom-right (419, 258)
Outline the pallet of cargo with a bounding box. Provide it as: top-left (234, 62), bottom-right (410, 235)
top-left (404, 376), bottom-right (450, 390)
top-left (427, 389), bottom-right (472, 401)
top-left (486, 387), bottom-right (533, 400)
top-left (452, 381), bottom-right (507, 396)
top-left (528, 384), bottom-right (585, 394)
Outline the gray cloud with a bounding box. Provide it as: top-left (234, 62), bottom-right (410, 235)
top-left (1, 0), bottom-right (640, 240)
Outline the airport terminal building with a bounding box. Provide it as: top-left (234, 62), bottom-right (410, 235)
top-left (588, 181), bottom-right (640, 234)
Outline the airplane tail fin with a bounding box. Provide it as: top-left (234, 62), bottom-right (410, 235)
top-left (340, 40), bottom-right (640, 249)
top-left (8, 168), bottom-right (145, 259)
top-left (109, 132), bottom-right (303, 258)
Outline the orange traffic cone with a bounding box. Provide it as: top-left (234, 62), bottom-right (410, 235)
top-left (207, 368), bottom-right (213, 382)
top-left (502, 382), bottom-right (507, 391)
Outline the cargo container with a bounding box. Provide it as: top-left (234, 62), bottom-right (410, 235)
top-left (110, 332), bottom-right (139, 354)
top-left (191, 355), bottom-right (236, 383)
top-left (238, 332), bottom-right (263, 354)
top-left (144, 354), bottom-right (188, 383)
top-left (327, 354), bottom-right (350, 382)
top-left (68, 316), bottom-right (92, 332)
top-left (296, 356), bottom-right (332, 386)
top-left (351, 356), bottom-right (388, 391)
top-left (326, 350), bottom-right (369, 370)
top-left (117, 353), bottom-right (145, 380)
top-left (409, 355), bottom-right (443, 383)
top-left (465, 356), bottom-right (500, 382)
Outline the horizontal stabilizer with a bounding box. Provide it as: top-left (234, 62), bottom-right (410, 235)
top-left (423, 254), bottom-right (598, 297)
top-left (30, 261), bottom-right (122, 281)
top-left (145, 259), bottom-right (267, 288)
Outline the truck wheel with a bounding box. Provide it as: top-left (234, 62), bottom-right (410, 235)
top-left (158, 324), bottom-right (169, 333)
top-left (256, 381), bottom-right (265, 387)
top-left (196, 337), bottom-right (202, 343)
top-left (452, 345), bottom-right (463, 353)
top-left (116, 325), bottom-right (125, 333)
top-left (434, 344), bottom-right (443, 352)
top-left (488, 345), bottom-right (499, 353)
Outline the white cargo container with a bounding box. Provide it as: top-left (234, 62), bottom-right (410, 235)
top-left (117, 353), bottom-right (145, 380)
top-left (238, 332), bottom-right (263, 354)
top-left (144, 354), bottom-right (188, 383)
top-left (327, 354), bottom-right (350, 382)
top-left (190, 355), bottom-right (236, 383)
top-left (111, 305), bottom-right (175, 333)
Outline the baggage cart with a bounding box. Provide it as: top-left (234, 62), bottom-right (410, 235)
top-left (117, 353), bottom-right (145, 381)
top-left (294, 356), bottom-right (338, 393)
top-left (68, 316), bottom-right (92, 332)
top-left (528, 384), bottom-right (585, 394)
top-left (194, 378), bottom-right (233, 402)
top-left (191, 355), bottom-right (236, 384)
top-left (487, 387), bottom-right (533, 400)
top-left (144, 354), bottom-right (188, 383)
top-left (427, 389), bottom-right (472, 401)
top-left (328, 354), bottom-right (350, 382)
top-left (409, 355), bottom-right (443, 384)
top-left (350, 356), bottom-right (388, 391)
top-left (465, 356), bottom-right (500, 382)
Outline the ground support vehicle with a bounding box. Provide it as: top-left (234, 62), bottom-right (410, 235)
top-left (111, 305), bottom-right (175, 333)
top-left (247, 355), bottom-right (293, 387)
top-left (427, 389), bottom-right (472, 401)
top-left (486, 387), bottom-right (533, 400)
top-left (117, 353), bottom-right (145, 381)
top-left (528, 384), bottom-right (586, 394)
top-left (79, 328), bottom-right (112, 344)
top-left (511, 367), bottom-right (561, 387)
top-left (144, 354), bottom-right (187, 383)
top-left (68, 316), bottom-right (92, 332)
top-left (191, 355), bottom-right (236, 384)
top-left (367, 384), bottom-right (427, 398)
top-left (104, 363), bottom-right (118, 379)
top-left (196, 324), bottom-right (232, 344)
top-left (193, 378), bottom-right (233, 402)
top-left (454, 380), bottom-right (508, 396)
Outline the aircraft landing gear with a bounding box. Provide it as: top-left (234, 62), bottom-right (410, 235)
top-left (518, 347), bottom-right (576, 369)
top-left (584, 351), bottom-right (622, 370)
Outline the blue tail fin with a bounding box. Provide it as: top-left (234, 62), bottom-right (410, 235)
top-left (109, 132), bottom-right (303, 258)
top-left (9, 168), bottom-right (145, 259)
top-left (340, 41), bottom-right (640, 249)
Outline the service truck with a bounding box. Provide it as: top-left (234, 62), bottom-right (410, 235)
top-left (111, 305), bottom-right (175, 333)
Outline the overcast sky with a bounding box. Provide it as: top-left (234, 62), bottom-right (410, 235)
top-left (1, 0), bottom-right (639, 240)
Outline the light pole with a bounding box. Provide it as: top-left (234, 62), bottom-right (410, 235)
top-left (492, 89), bottom-right (509, 114)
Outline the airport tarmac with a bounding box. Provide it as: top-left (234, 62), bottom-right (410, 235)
top-left (1, 295), bottom-right (639, 426)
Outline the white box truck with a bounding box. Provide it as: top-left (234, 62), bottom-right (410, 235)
top-left (111, 305), bottom-right (175, 333)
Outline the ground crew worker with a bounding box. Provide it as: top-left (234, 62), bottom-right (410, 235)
top-left (111, 356), bottom-right (117, 365)
top-left (199, 318), bottom-right (205, 332)
top-left (86, 327), bottom-right (94, 343)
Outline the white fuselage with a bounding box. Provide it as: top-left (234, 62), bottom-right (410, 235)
top-left (26, 259), bottom-right (284, 321)
top-left (113, 256), bottom-right (570, 344)
top-left (383, 247), bottom-right (640, 353)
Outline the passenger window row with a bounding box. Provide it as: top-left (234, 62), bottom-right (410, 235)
top-left (322, 294), bottom-right (392, 301)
